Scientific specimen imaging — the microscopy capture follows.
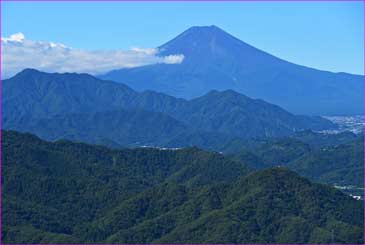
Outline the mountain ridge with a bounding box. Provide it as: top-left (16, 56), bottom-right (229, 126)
top-left (4, 69), bottom-right (335, 147)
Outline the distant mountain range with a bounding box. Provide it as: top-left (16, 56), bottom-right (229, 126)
top-left (3, 130), bottom-right (363, 244)
top-left (3, 69), bottom-right (335, 149)
top-left (100, 25), bottom-right (364, 115)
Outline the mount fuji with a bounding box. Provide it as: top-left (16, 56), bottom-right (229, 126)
top-left (100, 25), bottom-right (363, 115)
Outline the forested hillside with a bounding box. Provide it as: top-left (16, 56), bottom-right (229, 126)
top-left (4, 69), bottom-right (335, 147)
top-left (3, 130), bottom-right (363, 244)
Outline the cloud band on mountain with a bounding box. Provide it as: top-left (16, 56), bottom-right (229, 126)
top-left (1, 33), bottom-right (184, 78)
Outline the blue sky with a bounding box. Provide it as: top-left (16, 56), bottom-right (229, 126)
top-left (2, 1), bottom-right (364, 75)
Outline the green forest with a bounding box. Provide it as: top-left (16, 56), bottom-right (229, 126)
top-left (2, 130), bottom-right (363, 243)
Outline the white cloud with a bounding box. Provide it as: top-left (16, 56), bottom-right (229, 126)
top-left (1, 32), bottom-right (25, 43)
top-left (130, 47), bottom-right (158, 55)
top-left (1, 33), bottom-right (184, 78)
top-left (163, 54), bottom-right (185, 64)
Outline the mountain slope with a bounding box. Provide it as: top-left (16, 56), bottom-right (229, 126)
top-left (100, 25), bottom-right (363, 115)
top-left (4, 109), bottom-right (215, 148)
top-left (289, 136), bottom-right (364, 188)
top-left (2, 130), bottom-right (250, 243)
top-left (230, 135), bottom-right (364, 196)
top-left (153, 168), bottom-right (363, 244)
top-left (3, 69), bottom-right (138, 120)
top-left (3, 69), bottom-right (335, 144)
top-left (173, 89), bottom-right (334, 138)
top-left (3, 130), bottom-right (363, 244)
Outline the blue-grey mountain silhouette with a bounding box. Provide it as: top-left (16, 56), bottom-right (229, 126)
top-left (3, 69), bottom-right (334, 148)
top-left (100, 25), bottom-right (363, 115)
